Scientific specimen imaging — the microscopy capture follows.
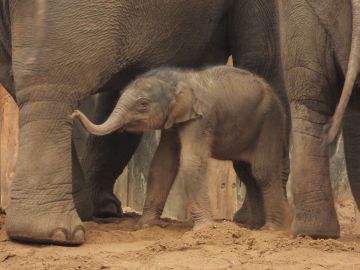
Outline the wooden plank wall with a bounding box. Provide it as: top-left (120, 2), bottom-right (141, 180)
top-left (0, 85), bottom-right (18, 211)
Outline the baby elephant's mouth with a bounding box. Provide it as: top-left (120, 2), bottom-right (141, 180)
top-left (122, 120), bottom-right (144, 133)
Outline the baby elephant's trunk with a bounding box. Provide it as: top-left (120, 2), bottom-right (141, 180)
top-left (71, 109), bottom-right (125, 136)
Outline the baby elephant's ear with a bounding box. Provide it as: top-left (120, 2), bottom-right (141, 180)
top-left (164, 82), bottom-right (203, 129)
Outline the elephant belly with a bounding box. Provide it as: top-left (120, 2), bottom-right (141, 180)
top-left (211, 132), bottom-right (256, 163)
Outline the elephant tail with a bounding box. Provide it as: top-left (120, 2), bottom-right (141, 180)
top-left (325, 0), bottom-right (360, 144)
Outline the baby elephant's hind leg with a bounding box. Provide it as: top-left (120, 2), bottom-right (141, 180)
top-left (251, 117), bottom-right (290, 230)
top-left (233, 161), bottom-right (265, 229)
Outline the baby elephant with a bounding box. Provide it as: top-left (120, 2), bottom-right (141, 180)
top-left (72, 66), bottom-right (289, 230)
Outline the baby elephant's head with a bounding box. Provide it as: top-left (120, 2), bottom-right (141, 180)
top-left (72, 70), bottom-right (203, 135)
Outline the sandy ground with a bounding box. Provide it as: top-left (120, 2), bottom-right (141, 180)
top-left (0, 199), bottom-right (360, 270)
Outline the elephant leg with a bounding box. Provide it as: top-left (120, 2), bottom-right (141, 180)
top-left (343, 105), bottom-right (360, 210)
top-left (138, 129), bottom-right (180, 228)
top-left (82, 131), bottom-right (142, 219)
top-left (230, 0), bottom-right (290, 210)
top-left (233, 193), bottom-right (251, 226)
top-left (233, 161), bottom-right (265, 229)
top-left (71, 140), bottom-right (93, 221)
top-left (0, 45), bottom-right (12, 96)
top-left (80, 90), bottom-right (143, 218)
top-left (252, 115), bottom-right (290, 230)
top-left (0, 2), bottom-right (13, 97)
top-left (6, 98), bottom-right (84, 245)
top-left (279, 0), bottom-right (342, 238)
top-left (5, 0), bottom-right (145, 244)
top-left (179, 129), bottom-right (212, 229)
top-left (290, 106), bottom-right (339, 238)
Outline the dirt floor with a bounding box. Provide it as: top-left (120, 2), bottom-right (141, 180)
top-left (0, 199), bottom-right (359, 270)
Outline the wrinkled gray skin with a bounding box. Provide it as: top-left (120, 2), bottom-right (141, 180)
top-left (278, 0), bottom-right (360, 238)
top-left (0, 0), bottom-right (289, 245)
top-left (73, 66), bottom-right (290, 230)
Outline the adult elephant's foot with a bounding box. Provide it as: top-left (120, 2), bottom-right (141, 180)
top-left (233, 208), bottom-right (261, 228)
top-left (291, 198), bottom-right (340, 239)
top-left (233, 206), bottom-right (264, 229)
top-left (233, 203), bottom-right (250, 224)
top-left (234, 212), bottom-right (265, 229)
top-left (5, 208), bottom-right (85, 245)
top-left (232, 163), bottom-right (266, 229)
top-left (233, 199), bottom-right (265, 229)
top-left (92, 190), bottom-right (123, 218)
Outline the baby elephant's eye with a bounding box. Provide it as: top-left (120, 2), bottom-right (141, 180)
top-left (137, 98), bottom-right (150, 112)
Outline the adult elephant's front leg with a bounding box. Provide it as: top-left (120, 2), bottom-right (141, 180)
top-left (80, 91), bottom-right (143, 218)
top-left (5, 99), bottom-right (84, 244)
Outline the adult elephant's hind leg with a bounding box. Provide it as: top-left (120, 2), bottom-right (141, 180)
top-left (291, 105), bottom-right (339, 238)
top-left (80, 91), bottom-right (143, 218)
top-left (343, 105), bottom-right (360, 210)
top-left (87, 132), bottom-right (142, 218)
top-left (280, 0), bottom-right (340, 238)
top-left (230, 0), bottom-right (290, 224)
top-left (233, 161), bottom-right (265, 229)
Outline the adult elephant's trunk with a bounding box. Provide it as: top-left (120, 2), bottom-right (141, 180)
top-left (326, 0), bottom-right (360, 143)
top-left (72, 108), bottom-right (126, 136)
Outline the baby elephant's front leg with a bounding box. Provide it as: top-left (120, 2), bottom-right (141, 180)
top-left (179, 131), bottom-right (213, 229)
top-left (138, 129), bottom-right (180, 228)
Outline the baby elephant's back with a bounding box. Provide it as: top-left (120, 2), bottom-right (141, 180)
top-left (209, 67), bottom-right (281, 122)
top-left (206, 66), bottom-right (284, 158)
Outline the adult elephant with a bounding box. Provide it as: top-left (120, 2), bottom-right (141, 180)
top-left (278, 0), bottom-right (360, 238)
top-left (1, 0), bottom-right (288, 245)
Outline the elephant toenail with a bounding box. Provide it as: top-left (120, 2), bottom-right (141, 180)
top-left (51, 229), bottom-right (67, 242)
top-left (73, 229), bottom-right (85, 243)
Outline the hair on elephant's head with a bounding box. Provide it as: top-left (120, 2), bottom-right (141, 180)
top-left (72, 69), bottom-right (203, 135)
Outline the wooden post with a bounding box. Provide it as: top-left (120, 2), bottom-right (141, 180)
top-left (207, 159), bottom-right (238, 220)
top-left (0, 85), bottom-right (19, 211)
